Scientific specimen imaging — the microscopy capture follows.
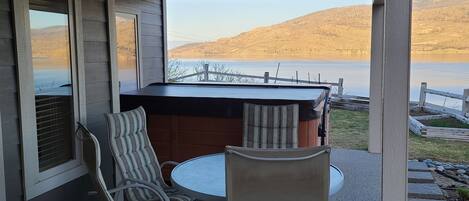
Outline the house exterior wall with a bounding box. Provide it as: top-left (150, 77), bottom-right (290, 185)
top-left (0, 0), bottom-right (24, 200)
top-left (116, 0), bottom-right (166, 86)
top-left (0, 0), bottom-right (164, 200)
top-left (0, 0), bottom-right (108, 200)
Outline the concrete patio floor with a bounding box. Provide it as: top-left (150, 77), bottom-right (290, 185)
top-left (330, 148), bottom-right (382, 201)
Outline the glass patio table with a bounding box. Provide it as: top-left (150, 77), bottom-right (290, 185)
top-left (171, 153), bottom-right (344, 201)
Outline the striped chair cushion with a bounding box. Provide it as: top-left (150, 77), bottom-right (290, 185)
top-left (243, 103), bottom-right (299, 149)
top-left (106, 107), bottom-right (165, 201)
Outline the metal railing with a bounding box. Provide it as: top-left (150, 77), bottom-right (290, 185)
top-left (171, 64), bottom-right (345, 95)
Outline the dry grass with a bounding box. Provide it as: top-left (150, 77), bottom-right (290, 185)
top-left (409, 135), bottom-right (469, 164)
top-left (330, 109), bottom-right (469, 163)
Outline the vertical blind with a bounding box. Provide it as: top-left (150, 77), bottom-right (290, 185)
top-left (36, 95), bottom-right (74, 172)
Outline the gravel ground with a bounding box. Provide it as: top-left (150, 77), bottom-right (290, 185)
top-left (433, 171), bottom-right (469, 201)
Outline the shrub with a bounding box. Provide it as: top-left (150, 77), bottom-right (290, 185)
top-left (458, 187), bottom-right (469, 201)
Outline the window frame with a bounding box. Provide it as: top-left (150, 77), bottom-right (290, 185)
top-left (115, 11), bottom-right (143, 92)
top-left (13, 0), bottom-right (87, 199)
top-left (162, 0), bottom-right (169, 83)
top-left (0, 113), bottom-right (6, 201)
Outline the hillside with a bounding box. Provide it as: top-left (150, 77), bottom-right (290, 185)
top-left (31, 17), bottom-right (137, 69)
top-left (170, 1), bottom-right (469, 60)
top-left (31, 26), bottom-right (70, 68)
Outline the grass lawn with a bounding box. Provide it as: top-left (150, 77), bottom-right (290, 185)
top-left (420, 117), bottom-right (469, 129)
top-left (330, 109), bottom-right (469, 163)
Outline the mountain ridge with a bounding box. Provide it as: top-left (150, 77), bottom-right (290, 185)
top-left (170, 1), bottom-right (469, 61)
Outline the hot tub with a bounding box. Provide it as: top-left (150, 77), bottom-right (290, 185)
top-left (120, 83), bottom-right (331, 162)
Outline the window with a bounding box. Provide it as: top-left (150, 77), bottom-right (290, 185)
top-left (15, 0), bottom-right (87, 199)
top-left (30, 9), bottom-right (75, 172)
top-left (116, 13), bottom-right (140, 92)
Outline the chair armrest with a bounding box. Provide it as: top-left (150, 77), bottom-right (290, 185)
top-left (161, 161), bottom-right (179, 169)
top-left (111, 179), bottom-right (170, 201)
top-left (160, 161), bottom-right (180, 186)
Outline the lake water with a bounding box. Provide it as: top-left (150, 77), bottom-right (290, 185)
top-left (34, 59), bottom-right (469, 109)
top-left (175, 59), bottom-right (469, 109)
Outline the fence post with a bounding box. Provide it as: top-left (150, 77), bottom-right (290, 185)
top-left (463, 88), bottom-right (469, 117)
top-left (419, 82), bottom-right (427, 107)
top-left (296, 71), bottom-right (299, 84)
top-left (264, 72), bottom-right (269, 83)
top-left (203, 64), bottom-right (209, 82)
top-left (338, 78), bottom-right (344, 96)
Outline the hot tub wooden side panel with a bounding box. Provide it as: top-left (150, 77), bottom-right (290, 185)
top-left (147, 114), bottom-right (321, 163)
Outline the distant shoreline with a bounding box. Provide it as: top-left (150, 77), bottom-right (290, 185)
top-left (169, 54), bottom-right (469, 63)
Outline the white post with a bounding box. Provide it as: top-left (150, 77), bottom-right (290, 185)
top-left (419, 82), bottom-right (427, 107)
top-left (338, 78), bottom-right (344, 96)
top-left (203, 64), bottom-right (209, 82)
top-left (264, 72), bottom-right (269, 83)
top-left (463, 89), bottom-right (469, 117)
top-left (369, 1), bottom-right (384, 154)
top-left (380, 0), bottom-right (412, 200)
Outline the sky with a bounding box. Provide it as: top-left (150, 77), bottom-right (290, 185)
top-left (30, 10), bottom-right (68, 29)
top-left (28, 1), bottom-right (373, 41)
top-left (167, 0), bottom-right (372, 43)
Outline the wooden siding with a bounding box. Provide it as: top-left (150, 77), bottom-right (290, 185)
top-left (116, 0), bottom-right (165, 86)
top-left (82, 0), bottom-right (114, 188)
top-left (29, 177), bottom-right (89, 201)
top-left (0, 0), bottom-right (24, 200)
top-left (1, 0), bottom-right (115, 200)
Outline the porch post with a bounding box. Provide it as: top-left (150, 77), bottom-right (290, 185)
top-left (369, 1), bottom-right (385, 154)
top-left (380, 0), bottom-right (412, 200)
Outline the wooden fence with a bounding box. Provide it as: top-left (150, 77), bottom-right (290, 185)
top-left (171, 64), bottom-right (345, 95)
top-left (409, 83), bottom-right (469, 141)
top-left (418, 82), bottom-right (469, 118)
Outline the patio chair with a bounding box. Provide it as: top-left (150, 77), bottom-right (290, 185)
top-left (105, 106), bottom-right (192, 201)
top-left (77, 123), bottom-right (173, 201)
top-left (225, 145), bottom-right (331, 201)
top-left (243, 103), bottom-right (299, 149)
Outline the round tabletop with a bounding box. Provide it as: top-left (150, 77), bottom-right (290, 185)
top-left (171, 153), bottom-right (344, 201)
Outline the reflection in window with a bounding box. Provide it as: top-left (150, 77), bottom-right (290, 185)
top-left (29, 5), bottom-right (75, 172)
top-left (116, 13), bottom-right (139, 93)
